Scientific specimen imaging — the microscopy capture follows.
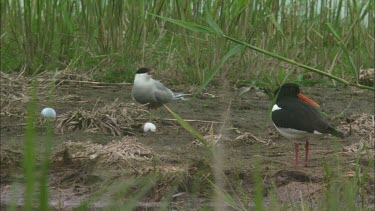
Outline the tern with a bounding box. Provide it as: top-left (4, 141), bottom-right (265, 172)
top-left (131, 67), bottom-right (190, 108)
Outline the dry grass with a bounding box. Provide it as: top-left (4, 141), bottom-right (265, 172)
top-left (340, 113), bottom-right (374, 156)
top-left (50, 137), bottom-right (153, 188)
top-left (0, 71), bottom-right (87, 120)
top-left (359, 68), bottom-right (375, 87)
top-left (0, 71), bottom-right (149, 136)
top-left (52, 137), bottom-right (153, 166)
top-left (55, 99), bottom-right (148, 136)
top-left (0, 144), bottom-right (23, 181)
top-left (0, 72), bottom-right (29, 118)
top-left (48, 137), bottom-right (188, 200)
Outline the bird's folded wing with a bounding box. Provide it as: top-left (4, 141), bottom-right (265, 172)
top-left (272, 100), bottom-right (331, 134)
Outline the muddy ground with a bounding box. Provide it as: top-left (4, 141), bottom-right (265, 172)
top-left (0, 72), bottom-right (374, 210)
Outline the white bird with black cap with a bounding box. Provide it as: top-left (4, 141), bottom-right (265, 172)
top-left (131, 67), bottom-right (190, 108)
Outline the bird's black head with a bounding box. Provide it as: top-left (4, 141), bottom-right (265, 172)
top-left (274, 83), bottom-right (320, 107)
top-left (136, 67), bottom-right (152, 74)
top-left (274, 83), bottom-right (301, 99)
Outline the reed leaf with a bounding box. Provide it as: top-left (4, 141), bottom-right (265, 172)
top-left (152, 14), bottom-right (374, 91)
top-left (23, 82), bottom-right (37, 211)
top-left (205, 13), bottom-right (224, 36)
top-left (326, 23), bottom-right (358, 83)
top-left (164, 105), bottom-right (208, 147)
top-left (195, 45), bottom-right (244, 95)
top-left (149, 13), bottom-right (215, 35)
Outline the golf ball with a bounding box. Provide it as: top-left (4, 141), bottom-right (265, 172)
top-left (41, 107), bottom-right (56, 119)
top-left (143, 122), bottom-right (156, 132)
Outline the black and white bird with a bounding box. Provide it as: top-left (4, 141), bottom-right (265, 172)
top-left (271, 83), bottom-right (344, 167)
top-left (131, 67), bottom-right (189, 108)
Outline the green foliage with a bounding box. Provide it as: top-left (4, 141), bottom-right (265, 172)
top-left (194, 45), bottom-right (244, 95)
top-left (253, 162), bottom-right (264, 211)
top-left (23, 83), bottom-right (38, 211)
top-left (1, 0), bottom-right (373, 89)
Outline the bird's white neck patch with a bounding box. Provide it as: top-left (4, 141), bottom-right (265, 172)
top-left (134, 73), bottom-right (151, 84)
top-left (272, 104), bottom-right (282, 111)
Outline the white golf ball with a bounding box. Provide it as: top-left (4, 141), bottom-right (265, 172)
top-left (41, 108), bottom-right (56, 119)
top-left (143, 122), bottom-right (156, 132)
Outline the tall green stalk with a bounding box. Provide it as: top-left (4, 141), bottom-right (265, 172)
top-left (23, 82), bottom-right (37, 211)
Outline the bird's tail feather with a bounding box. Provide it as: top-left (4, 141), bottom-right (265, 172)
top-left (173, 93), bottom-right (192, 100)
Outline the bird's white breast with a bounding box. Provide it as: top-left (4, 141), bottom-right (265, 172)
top-left (274, 124), bottom-right (324, 141)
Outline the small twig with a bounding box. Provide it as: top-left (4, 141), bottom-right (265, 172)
top-left (137, 117), bottom-right (222, 124)
top-left (91, 97), bottom-right (101, 113)
top-left (27, 69), bottom-right (48, 82)
top-left (89, 85), bottom-right (118, 88)
top-left (123, 157), bottom-right (142, 175)
top-left (41, 79), bottom-right (132, 86)
top-left (335, 91), bottom-right (354, 118)
top-left (246, 131), bottom-right (267, 144)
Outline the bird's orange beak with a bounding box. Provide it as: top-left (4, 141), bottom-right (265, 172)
top-left (297, 93), bottom-right (320, 107)
top-left (147, 71), bottom-right (153, 75)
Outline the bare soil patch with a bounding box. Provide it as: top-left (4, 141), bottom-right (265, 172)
top-left (1, 72), bottom-right (374, 209)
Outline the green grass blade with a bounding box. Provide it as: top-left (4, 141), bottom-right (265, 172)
top-left (326, 23), bottom-right (358, 83)
top-left (205, 13), bottom-right (224, 36)
top-left (38, 87), bottom-right (55, 210)
top-left (38, 119), bottom-right (53, 211)
top-left (253, 161), bottom-right (264, 211)
top-left (163, 105), bottom-right (208, 147)
top-left (23, 82), bottom-right (37, 211)
top-left (266, 12), bottom-right (285, 39)
top-left (194, 44), bottom-right (243, 95)
top-left (148, 13), bottom-right (215, 34)
top-left (208, 179), bottom-right (243, 210)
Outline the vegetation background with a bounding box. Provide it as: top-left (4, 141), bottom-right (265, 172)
top-left (0, 0), bottom-right (374, 210)
top-left (1, 0), bottom-right (373, 87)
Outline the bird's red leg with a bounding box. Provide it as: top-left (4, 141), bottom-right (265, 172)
top-left (294, 143), bottom-right (299, 166)
top-left (304, 141), bottom-right (309, 167)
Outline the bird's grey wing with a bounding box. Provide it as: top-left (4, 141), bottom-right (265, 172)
top-left (154, 80), bottom-right (191, 99)
top-left (154, 80), bottom-right (171, 91)
top-left (153, 80), bottom-right (174, 104)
